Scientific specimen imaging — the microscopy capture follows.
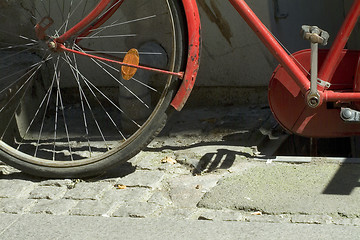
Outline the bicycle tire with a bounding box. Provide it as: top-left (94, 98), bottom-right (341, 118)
top-left (0, 0), bottom-right (187, 178)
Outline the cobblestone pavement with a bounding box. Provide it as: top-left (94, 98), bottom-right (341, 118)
top-left (1, 106), bottom-right (359, 226)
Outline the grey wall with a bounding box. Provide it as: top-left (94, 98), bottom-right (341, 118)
top-left (196, 0), bottom-right (347, 88)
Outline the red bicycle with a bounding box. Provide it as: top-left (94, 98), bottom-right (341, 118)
top-left (0, 0), bottom-right (359, 178)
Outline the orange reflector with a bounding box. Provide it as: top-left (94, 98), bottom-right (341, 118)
top-left (121, 48), bottom-right (139, 80)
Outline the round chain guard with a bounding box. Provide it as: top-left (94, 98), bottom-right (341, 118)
top-left (269, 49), bottom-right (360, 138)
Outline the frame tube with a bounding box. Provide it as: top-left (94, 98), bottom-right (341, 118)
top-left (325, 91), bottom-right (360, 102)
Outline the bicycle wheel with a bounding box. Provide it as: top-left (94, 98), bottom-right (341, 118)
top-left (0, 0), bottom-right (186, 178)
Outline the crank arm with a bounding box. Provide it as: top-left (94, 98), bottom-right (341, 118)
top-left (302, 26), bottom-right (330, 108)
top-left (59, 44), bottom-right (184, 79)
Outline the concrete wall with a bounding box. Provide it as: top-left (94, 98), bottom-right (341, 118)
top-left (196, 0), bottom-right (346, 88)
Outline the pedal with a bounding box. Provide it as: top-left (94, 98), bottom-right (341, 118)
top-left (341, 108), bottom-right (360, 122)
top-left (301, 25), bottom-right (329, 46)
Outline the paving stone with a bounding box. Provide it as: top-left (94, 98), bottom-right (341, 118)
top-left (0, 198), bottom-right (37, 214)
top-left (64, 182), bottom-right (112, 200)
top-left (0, 179), bottom-right (36, 198)
top-left (245, 214), bottom-right (292, 224)
top-left (116, 170), bottom-right (165, 189)
top-left (30, 199), bottom-right (77, 215)
top-left (38, 179), bottom-right (75, 188)
top-left (198, 209), bottom-right (244, 221)
top-left (158, 207), bottom-right (199, 220)
top-left (112, 202), bottom-right (160, 218)
top-left (130, 152), bottom-right (170, 171)
top-left (147, 191), bottom-right (172, 207)
top-left (101, 187), bottom-right (152, 204)
top-left (29, 186), bottom-right (67, 200)
top-left (167, 174), bottom-right (221, 208)
top-left (332, 217), bottom-right (355, 226)
top-left (165, 166), bottom-right (192, 175)
top-left (290, 215), bottom-right (334, 225)
top-left (131, 151), bottom-right (189, 173)
top-left (351, 218), bottom-right (360, 226)
top-left (70, 200), bottom-right (113, 216)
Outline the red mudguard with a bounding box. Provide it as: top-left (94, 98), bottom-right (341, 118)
top-left (170, 0), bottom-right (201, 111)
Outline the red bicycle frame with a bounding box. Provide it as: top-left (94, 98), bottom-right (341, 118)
top-left (229, 0), bottom-right (360, 101)
top-left (51, 0), bottom-right (360, 137)
top-left (174, 0), bottom-right (360, 111)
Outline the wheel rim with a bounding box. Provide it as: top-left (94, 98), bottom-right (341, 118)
top-left (0, 0), bottom-right (178, 166)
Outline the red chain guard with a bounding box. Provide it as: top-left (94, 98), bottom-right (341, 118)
top-left (269, 49), bottom-right (360, 138)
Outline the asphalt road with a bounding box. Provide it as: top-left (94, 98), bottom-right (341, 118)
top-left (1, 213), bottom-right (360, 240)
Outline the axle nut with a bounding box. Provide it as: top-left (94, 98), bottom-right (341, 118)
top-left (48, 41), bottom-right (57, 50)
top-left (341, 109), bottom-right (353, 120)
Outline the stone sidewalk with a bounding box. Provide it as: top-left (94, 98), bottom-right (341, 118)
top-left (1, 106), bottom-right (359, 226)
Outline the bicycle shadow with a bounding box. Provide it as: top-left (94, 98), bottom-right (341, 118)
top-left (144, 137), bottom-right (254, 175)
top-left (192, 148), bottom-right (244, 175)
top-left (147, 114), bottom-right (286, 175)
top-left (322, 159), bottom-right (360, 195)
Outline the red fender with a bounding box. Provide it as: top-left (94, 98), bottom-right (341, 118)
top-left (171, 0), bottom-right (201, 111)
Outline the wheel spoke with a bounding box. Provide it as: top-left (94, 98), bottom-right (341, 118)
top-left (61, 54), bottom-right (111, 150)
top-left (0, 64), bottom-right (43, 139)
top-left (0, 58), bottom-right (50, 86)
top-left (76, 34), bottom-right (136, 39)
top-left (0, 42), bottom-right (36, 50)
top-left (16, 73), bottom-right (57, 151)
top-left (0, 46), bottom-right (42, 62)
top-left (55, 67), bottom-right (74, 161)
top-left (56, 0), bottom-right (85, 37)
top-left (132, 77), bottom-right (158, 93)
top-left (35, 57), bottom-right (59, 157)
top-left (87, 15), bottom-right (156, 38)
top-left (66, 53), bottom-right (126, 140)
top-left (0, 63), bottom-right (44, 113)
top-left (79, 86), bottom-right (110, 151)
top-left (69, 51), bottom-right (93, 156)
top-left (74, 44), bottom-right (150, 109)
top-left (61, 53), bottom-right (141, 128)
top-left (52, 59), bottom-right (61, 160)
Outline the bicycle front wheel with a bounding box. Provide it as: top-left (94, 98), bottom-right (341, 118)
top-left (0, 0), bottom-right (186, 178)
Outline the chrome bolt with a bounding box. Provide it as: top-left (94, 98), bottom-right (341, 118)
top-left (341, 109), bottom-right (353, 120)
